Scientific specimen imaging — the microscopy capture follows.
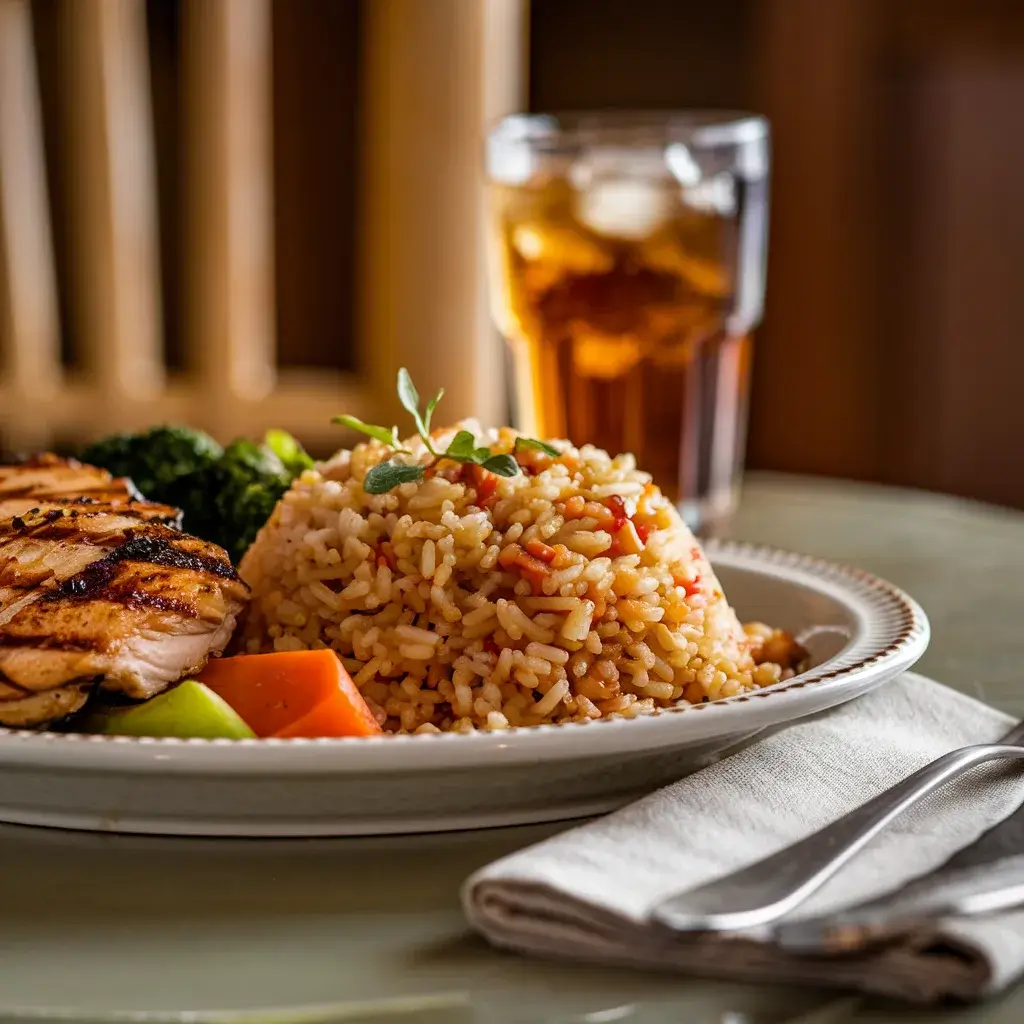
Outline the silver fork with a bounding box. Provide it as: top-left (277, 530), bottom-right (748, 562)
top-left (654, 718), bottom-right (1024, 933)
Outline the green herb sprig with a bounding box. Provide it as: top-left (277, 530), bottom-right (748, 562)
top-left (332, 369), bottom-right (560, 494)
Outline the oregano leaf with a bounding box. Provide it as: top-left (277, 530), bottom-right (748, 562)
top-left (396, 367), bottom-right (437, 455)
top-left (515, 437), bottom-right (560, 458)
top-left (396, 367), bottom-right (420, 421)
top-left (424, 388), bottom-right (445, 433)
top-left (444, 430), bottom-right (478, 462)
top-left (332, 415), bottom-right (406, 451)
top-left (482, 453), bottom-right (519, 478)
top-left (363, 461), bottom-right (426, 494)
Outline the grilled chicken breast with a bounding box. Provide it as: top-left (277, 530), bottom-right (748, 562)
top-left (0, 454), bottom-right (143, 519)
top-left (0, 463), bottom-right (248, 728)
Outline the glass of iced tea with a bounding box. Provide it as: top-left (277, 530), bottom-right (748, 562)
top-left (485, 112), bottom-right (770, 534)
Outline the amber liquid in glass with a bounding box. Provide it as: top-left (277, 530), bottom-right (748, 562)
top-left (489, 176), bottom-right (753, 528)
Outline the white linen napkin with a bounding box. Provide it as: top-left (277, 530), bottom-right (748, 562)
top-left (463, 673), bottom-right (1024, 1003)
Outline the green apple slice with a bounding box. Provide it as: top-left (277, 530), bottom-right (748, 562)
top-left (83, 680), bottom-right (256, 740)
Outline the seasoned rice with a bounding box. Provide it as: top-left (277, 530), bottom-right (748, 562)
top-left (239, 422), bottom-right (804, 732)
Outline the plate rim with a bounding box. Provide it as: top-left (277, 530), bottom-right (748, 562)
top-left (0, 540), bottom-right (930, 770)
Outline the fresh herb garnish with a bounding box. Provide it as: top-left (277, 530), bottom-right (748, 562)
top-left (481, 453), bottom-right (519, 477)
top-left (514, 437), bottom-right (561, 458)
top-left (331, 415), bottom-right (408, 453)
top-left (363, 461), bottom-right (429, 494)
top-left (423, 388), bottom-right (445, 435)
top-left (397, 368), bottom-right (444, 457)
top-left (444, 430), bottom-right (478, 462)
top-left (334, 369), bottom-right (559, 494)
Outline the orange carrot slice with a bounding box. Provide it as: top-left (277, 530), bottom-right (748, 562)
top-left (196, 650), bottom-right (382, 738)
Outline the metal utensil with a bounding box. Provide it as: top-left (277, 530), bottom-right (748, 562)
top-left (778, 777), bottom-right (1024, 953)
top-left (775, 853), bottom-right (1024, 953)
top-left (654, 719), bottom-right (1024, 933)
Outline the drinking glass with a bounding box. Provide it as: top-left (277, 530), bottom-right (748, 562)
top-left (485, 111), bottom-right (770, 534)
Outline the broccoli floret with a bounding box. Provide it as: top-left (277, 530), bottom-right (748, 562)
top-left (81, 426), bottom-right (223, 505)
top-left (263, 427), bottom-right (314, 477)
top-left (182, 440), bottom-right (290, 559)
top-left (178, 439), bottom-right (296, 562)
top-left (82, 426), bottom-right (309, 563)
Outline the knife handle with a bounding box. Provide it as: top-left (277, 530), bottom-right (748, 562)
top-left (775, 853), bottom-right (1024, 953)
top-left (654, 742), bottom-right (1024, 934)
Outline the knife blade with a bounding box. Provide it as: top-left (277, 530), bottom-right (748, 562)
top-left (776, 730), bottom-right (1024, 954)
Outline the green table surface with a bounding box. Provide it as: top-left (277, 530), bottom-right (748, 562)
top-left (3, 473), bottom-right (1023, 1024)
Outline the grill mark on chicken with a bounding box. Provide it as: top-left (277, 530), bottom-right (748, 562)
top-left (1, 501), bottom-right (182, 534)
top-left (49, 573), bottom-right (206, 621)
top-left (48, 535), bottom-right (240, 606)
top-left (0, 456), bottom-right (141, 505)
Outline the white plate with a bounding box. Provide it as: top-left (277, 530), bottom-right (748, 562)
top-left (0, 541), bottom-right (929, 836)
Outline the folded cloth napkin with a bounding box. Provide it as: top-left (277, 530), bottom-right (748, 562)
top-left (463, 673), bottom-right (1024, 1004)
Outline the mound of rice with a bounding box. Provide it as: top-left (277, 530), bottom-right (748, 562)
top-left (239, 423), bottom-right (804, 733)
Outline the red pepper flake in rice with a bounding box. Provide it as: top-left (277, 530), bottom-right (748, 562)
top-left (673, 571), bottom-right (702, 597)
top-left (515, 551), bottom-right (551, 594)
top-left (376, 540), bottom-right (396, 570)
top-left (525, 538), bottom-right (557, 563)
top-left (497, 542), bottom-right (524, 569)
top-left (606, 494), bottom-right (628, 531)
top-left (469, 464), bottom-right (499, 506)
top-left (608, 519), bottom-right (645, 558)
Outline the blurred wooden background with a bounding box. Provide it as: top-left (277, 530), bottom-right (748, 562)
top-left (2, 0), bottom-right (1024, 508)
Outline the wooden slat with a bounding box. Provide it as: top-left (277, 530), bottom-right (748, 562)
top-left (357, 0), bottom-right (528, 429)
top-left (477, 0), bottom-right (529, 428)
top-left (183, 0), bottom-right (276, 432)
top-left (59, 0), bottom-right (164, 410)
top-left (0, 0), bottom-right (62, 448)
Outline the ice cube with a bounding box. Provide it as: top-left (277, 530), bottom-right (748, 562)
top-left (641, 232), bottom-right (730, 298)
top-left (570, 145), bottom-right (667, 189)
top-left (665, 143), bottom-right (702, 187)
top-left (512, 222), bottom-right (613, 275)
top-left (575, 179), bottom-right (673, 241)
top-left (683, 173), bottom-right (736, 216)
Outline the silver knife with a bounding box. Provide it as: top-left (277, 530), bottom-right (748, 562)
top-left (777, 791), bottom-right (1024, 954)
top-left (654, 718), bottom-right (1024, 934)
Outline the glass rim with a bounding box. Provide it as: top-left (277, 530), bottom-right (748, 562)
top-left (488, 110), bottom-right (769, 151)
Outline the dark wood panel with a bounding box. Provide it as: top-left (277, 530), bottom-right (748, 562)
top-left (897, 57), bottom-right (1024, 507)
top-left (529, 0), bottom-right (753, 112)
top-left (272, 0), bottom-right (361, 371)
top-left (146, 0), bottom-right (184, 371)
top-left (891, 0), bottom-right (1024, 55)
top-left (29, 0), bottom-right (77, 369)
